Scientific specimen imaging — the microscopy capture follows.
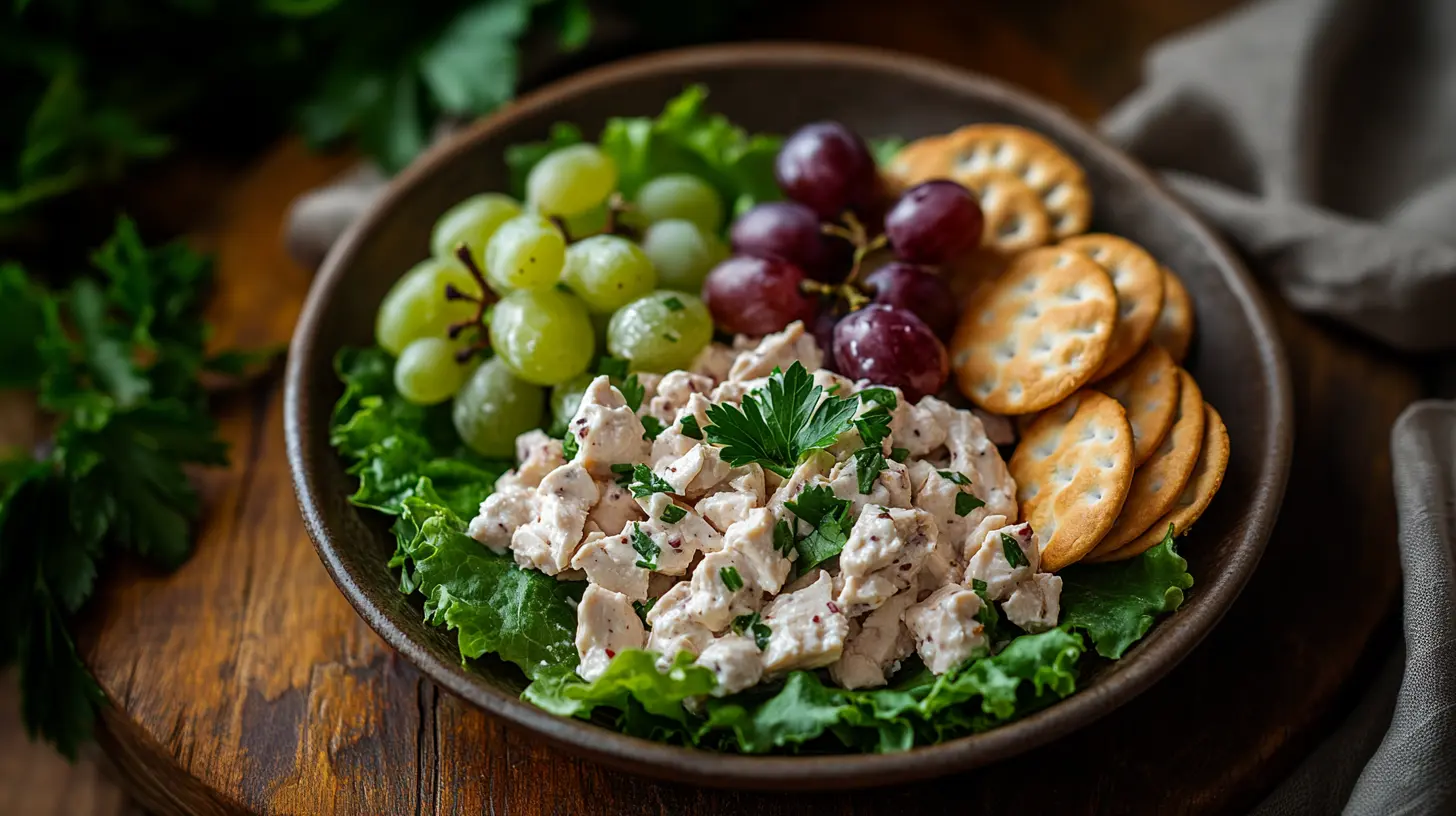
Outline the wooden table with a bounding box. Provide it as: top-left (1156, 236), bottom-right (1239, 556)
top-left (13, 1), bottom-right (1421, 813)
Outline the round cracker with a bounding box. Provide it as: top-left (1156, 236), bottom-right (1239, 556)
top-left (1088, 370), bottom-right (1205, 557)
top-left (1060, 234), bottom-right (1165, 380)
top-left (951, 247), bottom-right (1118, 414)
top-left (954, 169), bottom-right (1052, 254)
top-left (1093, 402), bottom-right (1229, 562)
top-left (1151, 266), bottom-right (1195, 363)
top-left (891, 125), bottom-right (1092, 238)
top-left (1095, 344), bottom-right (1179, 466)
top-left (1009, 391), bottom-right (1135, 571)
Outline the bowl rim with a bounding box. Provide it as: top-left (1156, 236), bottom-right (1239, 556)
top-left (285, 41), bottom-right (1293, 789)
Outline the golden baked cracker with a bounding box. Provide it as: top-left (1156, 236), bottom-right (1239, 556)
top-left (950, 247), bottom-right (1118, 415)
top-left (1088, 370), bottom-right (1205, 557)
top-left (1092, 402), bottom-right (1229, 562)
top-left (1151, 266), bottom-right (1195, 364)
top-left (891, 125), bottom-right (1092, 238)
top-left (953, 169), bottom-right (1052, 254)
top-left (1060, 234), bottom-right (1165, 380)
top-left (1095, 344), bottom-right (1179, 466)
top-left (1010, 390), bottom-right (1135, 571)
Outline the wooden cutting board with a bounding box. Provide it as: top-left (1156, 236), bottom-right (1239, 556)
top-left (68, 4), bottom-right (1417, 813)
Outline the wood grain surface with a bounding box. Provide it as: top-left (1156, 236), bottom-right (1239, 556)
top-left (5, 1), bottom-right (1417, 813)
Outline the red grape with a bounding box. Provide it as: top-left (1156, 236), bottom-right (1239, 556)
top-left (703, 255), bottom-right (814, 336)
top-left (862, 262), bottom-right (959, 339)
top-left (775, 122), bottom-right (879, 220)
top-left (730, 202), bottom-right (851, 281)
top-left (832, 305), bottom-right (949, 401)
top-left (884, 180), bottom-right (984, 264)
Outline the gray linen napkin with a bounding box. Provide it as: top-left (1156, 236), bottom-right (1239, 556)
top-left (1104, 0), bottom-right (1456, 812)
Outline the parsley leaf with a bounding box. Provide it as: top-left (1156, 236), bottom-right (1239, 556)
top-left (852, 406), bottom-right (893, 448)
top-left (663, 296), bottom-right (685, 311)
top-left (628, 464), bottom-right (674, 499)
top-left (610, 463), bottom-right (634, 486)
top-left (641, 415), bottom-right (666, 441)
top-left (659, 504), bottom-right (687, 525)
top-left (732, 612), bottom-right (772, 651)
top-left (619, 374), bottom-right (646, 413)
top-left (855, 387), bottom-right (899, 409)
top-left (719, 566), bottom-right (744, 592)
top-left (956, 493), bottom-right (986, 517)
top-left (679, 415), bottom-right (703, 440)
top-left (561, 432), bottom-right (579, 460)
top-left (773, 518), bottom-right (796, 555)
top-left (596, 356), bottom-right (630, 381)
top-left (703, 363), bottom-right (857, 477)
top-left (629, 523), bottom-right (659, 570)
top-left (852, 446), bottom-right (887, 494)
top-left (1001, 532), bottom-right (1028, 568)
top-left (938, 470), bottom-right (971, 486)
top-left (889, 447), bottom-right (910, 463)
top-left (633, 598), bottom-right (657, 626)
top-left (784, 485), bottom-right (855, 574)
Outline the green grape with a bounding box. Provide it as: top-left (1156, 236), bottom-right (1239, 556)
top-left (641, 219), bottom-right (728, 293)
top-left (527, 144), bottom-right (618, 217)
top-left (550, 373), bottom-right (594, 433)
top-left (561, 234), bottom-right (657, 314)
top-left (607, 290), bottom-right (713, 373)
top-left (452, 356), bottom-right (547, 457)
top-left (489, 288), bottom-right (595, 385)
top-left (485, 214), bottom-right (566, 292)
top-left (375, 258), bottom-right (480, 355)
top-left (394, 337), bottom-right (471, 405)
top-left (636, 173), bottom-right (724, 232)
top-left (431, 193), bottom-right (521, 267)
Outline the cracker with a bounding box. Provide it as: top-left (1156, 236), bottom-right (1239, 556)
top-left (1151, 266), bottom-right (1195, 364)
top-left (953, 169), bottom-right (1052, 254)
top-left (1095, 344), bottom-right (1179, 466)
top-left (1009, 390), bottom-right (1135, 571)
top-left (1060, 234), bottom-right (1164, 380)
top-left (1092, 402), bottom-right (1229, 562)
top-left (950, 247), bottom-right (1118, 414)
top-left (1088, 370), bottom-right (1205, 557)
top-left (891, 125), bottom-right (1092, 238)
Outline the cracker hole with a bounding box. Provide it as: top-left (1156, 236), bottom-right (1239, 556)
top-left (998, 217), bottom-right (1024, 240)
top-left (1119, 300), bottom-right (1136, 318)
top-left (1101, 427), bottom-right (1116, 441)
top-left (1019, 278), bottom-right (1037, 294)
top-left (1045, 183), bottom-right (1068, 207)
top-left (1089, 487), bottom-right (1104, 501)
top-left (1080, 425), bottom-right (1096, 441)
top-left (953, 350), bottom-right (971, 367)
top-left (1054, 213), bottom-right (1074, 232)
top-left (1096, 455), bottom-right (1114, 469)
top-left (1031, 333), bottom-right (1051, 353)
top-left (975, 381), bottom-right (994, 398)
top-left (1008, 382), bottom-right (1024, 400)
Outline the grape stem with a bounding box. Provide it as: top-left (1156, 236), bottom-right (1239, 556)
top-left (550, 193), bottom-right (640, 244)
top-left (446, 243), bottom-right (499, 363)
top-left (803, 211), bottom-right (886, 312)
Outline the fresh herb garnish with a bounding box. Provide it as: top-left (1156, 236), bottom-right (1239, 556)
top-left (731, 612), bottom-right (772, 651)
top-left (852, 407), bottom-right (893, 448)
top-left (956, 493), bottom-right (986, 517)
top-left (596, 356), bottom-right (629, 380)
top-left (719, 565), bottom-right (744, 592)
top-left (1001, 532), bottom-right (1028, 568)
top-left (659, 504), bottom-right (688, 525)
top-left (971, 578), bottom-right (989, 593)
top-left (630, 523), bottom-right (659, 570)
top-left (784, 485), bottom-right (855, 574)
top-left (641, 415), bottom-right (666, 441)
top-left (620, 374), bottom-right (646, 413)
top-left (889, 447), bottom-right (910, 463)
top-left (773, 519), bottom-right (796, 555)
top-left (938, 470), bottom-right (971, 486)
top-left (610, 463), bottom-right (634, 486)
top-left (679, 415), bottom-right (703, 440)
top-left (562, 432), bottom-right (580, 460)
top-left (628, 464), bottom-right (674, 498)
top-left (703, 363), bottom-right (857, 477)
top-left (633, 598), bottom-right (657, 626)
top-left (852, 446), bottom-right (887, 494)
top-left (663, 296), bottom-right (685, 311)
top-left (856, 387), bottom-right (899, 409)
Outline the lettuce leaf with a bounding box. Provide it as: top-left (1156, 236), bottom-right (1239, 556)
top-left (505, 86), bottom-right (783, 223)
top-left (1059, 528), bottom-right (1195, 658)
top-left (524, 650), bottom-right (715, 727)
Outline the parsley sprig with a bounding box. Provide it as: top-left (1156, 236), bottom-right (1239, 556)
top-left (783, 485), bottom-right (855, 575)
top-left (627, 464), bottom-right (674, 499)
top-left (703, 363), bottom-right (857, 478)
top-left (731, 612), bottom-right (772, 651)
top-left (0, 217), bottom-right (269, 757)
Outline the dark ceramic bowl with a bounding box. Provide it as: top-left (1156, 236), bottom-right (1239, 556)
top-left (285, 43), bottom-right (1292, 789)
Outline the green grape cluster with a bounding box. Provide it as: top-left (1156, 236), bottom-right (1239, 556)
top-left (374, 142), bottom-right (730, 445)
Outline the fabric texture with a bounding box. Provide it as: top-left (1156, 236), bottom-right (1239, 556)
top-left (283, 0), bottom-right (1456, 810)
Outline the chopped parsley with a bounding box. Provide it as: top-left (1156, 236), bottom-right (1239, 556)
top-left (856, 387), bottom-right (899, 409)
top-left (679, 414), bottom-right (703, 440)
top-left (663, 296), bottom-right (685, 311)
top-left (627, 464), bottom-right (674, 498)
top-left (1001, 532), bottom-right (1028, 568)
top-left (641, 415), bottom-right (666, 441)
top-left (719, 565), bottom-right (744, 592)
top-left (619, 374), bottom-right (646, 413)
top-left (889, 447), bottom-right (910, 463)
top-left (633, 598), bottom-right (657, 626)
top-left (610, 463), bottom-right (634, 486)
top-left (702, 362), bottom-right (857, 478)
top-left (938, 470), bottom-right (971, 486)
top-left (732, 612), bottom-right (773, 651)
top-left (955, 492), bottom-right (986, 517)
top-left (772, 518), bottom-right (796, 555)
top-left (971, 578), bottom-right (989, 593)
top-left (596, 356), bottom-right (629, 380)
top-left (851, 389), bottom-right (896, 447)
top-left (630, 523), bottom-right (659, 570)
top-left (852, 446), bottom-right (887, 494)
top-left (562, 432), bottom-right (579, 460)
top-left (659, 503), bottom-right (688, 525)
top-left (784, 485), bottom-right (854, 574)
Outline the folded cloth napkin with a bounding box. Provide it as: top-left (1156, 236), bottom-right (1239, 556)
top-left (1104, 0), bottom-right (1456, 812)
top-left (284, 0), bottom-right (1456, 811)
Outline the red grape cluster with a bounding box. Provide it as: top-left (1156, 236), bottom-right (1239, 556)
top-left (702, 122), bottom-right (986, 401)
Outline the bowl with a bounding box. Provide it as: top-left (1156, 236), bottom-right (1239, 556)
top-left (285, 42), bottom-right (1292, 789)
